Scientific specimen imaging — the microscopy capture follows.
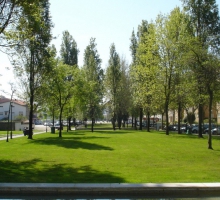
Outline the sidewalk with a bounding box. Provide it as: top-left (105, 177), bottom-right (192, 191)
top-left (0, 183), bottom-right (220, 198)
top-left (0, 131), bottom-right (45, 141)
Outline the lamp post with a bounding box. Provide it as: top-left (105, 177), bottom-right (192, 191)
top-left (6, 101), bottom-right (11, 142)
top-left (6, 89), bottom-right (15, 142)
top-left (10, 102), bottom-right (14, 139)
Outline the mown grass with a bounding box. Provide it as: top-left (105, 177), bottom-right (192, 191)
top-left (0, 126), bottom-right (220, 183)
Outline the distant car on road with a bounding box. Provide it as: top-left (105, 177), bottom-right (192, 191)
top-left (44, 122), bottom-right (53, 126)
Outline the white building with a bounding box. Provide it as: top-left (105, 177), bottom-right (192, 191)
top-left (0, 97), bottom-right (28, 120)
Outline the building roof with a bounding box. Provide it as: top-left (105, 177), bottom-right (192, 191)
top-left (0, 98), bottom-right (27, 106)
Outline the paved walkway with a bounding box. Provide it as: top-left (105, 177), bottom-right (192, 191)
top-left (0, 183), bottom-right (220, 198)
top-left (0, 131), bottom-right (46, 141)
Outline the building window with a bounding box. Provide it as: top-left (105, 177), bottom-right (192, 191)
top-left (0, 112), bottom-right (3, 115)
top-left (4, 111), bottom-right (8, 116)
top-left (19, 111), bottom-right (23, 116)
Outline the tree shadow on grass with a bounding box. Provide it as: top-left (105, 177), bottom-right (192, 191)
top-left (30, 137), bottom-right (114, 151)
top-left (0, 159), bottom-right (125, 183)
top-left (86, 130), bottom-right (134, 134)
top-left (158, 131), bottom-right (207, 139)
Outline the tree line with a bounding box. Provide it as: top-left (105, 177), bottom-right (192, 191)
top-left (1, 0), bottom-right (220, 149)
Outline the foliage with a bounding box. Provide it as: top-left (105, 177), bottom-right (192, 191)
top-left (44, 61), bottom-right (77, 137)
top-left (60, 30), bottom-right (79, 66)
top-left (6, 0), bottom-right (53, 139)
top-left (105, 43), bottom-right (122, 129)
top-left (82, 38), bottom-right (104, 131)
top-left (182, 0), bottom-right (220, 147)
top-left (187, 112), bottom-right (196, 125)
top-left (14, 115), bottom-right (27, 122)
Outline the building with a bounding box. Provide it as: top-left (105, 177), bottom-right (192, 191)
top-left (168, 104), bottom-right (220, 125)
top-left (0, 96), bottom-right (29, 121)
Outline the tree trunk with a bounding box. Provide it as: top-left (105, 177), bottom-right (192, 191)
top-left (165, 103), bottom-right (169, 135)
top-left (131, 115), bottom-right (134, 128)
top-left (134, 117), bottom-right (137, 130)
top-left (68, 117), bottom-right (71, 131)
top-left (28, 51), bottom-right (34, 139)
top-left (117, 112), bottom-right (122, 129)
top-left (147, 111), bottom-right (150, 132)
top-left (178, 102), bottom-right (181, 134)
top-left (91, 117), bottom-right (94, 132)
top-left (59, 106), bottom-right (63, 138)
top-left (198, 103), bottom-right (203, 138)
top-left (112, 115), bottom-right (116, 130)
top-left (139, 107), bottom-right (143, 130)
top-left (208, 90), bottom-right (213, 150)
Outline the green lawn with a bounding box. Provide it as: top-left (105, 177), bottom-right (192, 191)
top-left (0, 127), bottom-right (220, 183)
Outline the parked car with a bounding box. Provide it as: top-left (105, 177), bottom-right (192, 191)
top-left (211, 127), bottom-right (220, 135)
top-left (191, 124), bottom-right (216, 134)
top-left (54, 123), bottom-right (63, 130)
top-left (203, 124), bottom-right (216, 134)
top-left (164, 125), bottom-right (178, 131)
top-left (191, 125), bottom-right (199, 133)
top-left (180, 126), bottom-right (189, 133)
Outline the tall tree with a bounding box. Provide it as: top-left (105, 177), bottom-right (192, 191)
top-left (44, 61), bottom-right (77, 137)
top-left (83, 38), bottom-right (103, 132)
top-left (163, 7), bottom-right (191, 134)
top-left (119, 57), bottom-right (131, 128)
top-left (182, 0), bottom-right (220, 148)
top-left (60, 30), bottom-right (79, 66)
top-left (130, 20), bottom-right (150, 130)
top-left (105, 43), bottom-right (121, 130)
top-left (130, 29), bottom-right (138, 64)
top-left (129, 29), bottom-right (140, 128)
top-left (134, 22), bottom-right (159, 132)
top-left (155, 8), bottom-right (187, 135)
top-left (10, 0), bottom-right (53, 139)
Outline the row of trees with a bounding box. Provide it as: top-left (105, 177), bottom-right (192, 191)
top-left (1, 0), bottom-right (220, 150)
top-left (129, 0), bottom-right (220, 150)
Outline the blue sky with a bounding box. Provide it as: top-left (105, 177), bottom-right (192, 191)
top-left (50, 0), bottom-right (183, 68)
top-left (1, 0), bottom-right (220, 96)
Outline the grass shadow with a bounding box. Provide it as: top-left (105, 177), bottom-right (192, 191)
top-left (31, 136), bottom-right (114, 151)
top-left (93, 130), bottom-right (134, 134)
top-left (0, 159), bottom-right (125, 183)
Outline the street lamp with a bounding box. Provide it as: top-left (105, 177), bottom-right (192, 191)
top-left (6, 89), bottom-right (15, 142)
top-left (10, 102), bottom-right (14, 139)
top-left (6, 101), bottom-right (11, 142)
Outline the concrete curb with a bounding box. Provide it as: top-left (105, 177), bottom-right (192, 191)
top-left (0, 183), bottom-right (220, 198)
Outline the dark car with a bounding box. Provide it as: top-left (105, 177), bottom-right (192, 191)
top-left (164, 125), bottom-right (178, 131)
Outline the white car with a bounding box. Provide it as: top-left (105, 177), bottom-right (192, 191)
top-left (211, 128), bottom-right (220, 135)
top-left (44, 122), bottom-right (52, 126)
